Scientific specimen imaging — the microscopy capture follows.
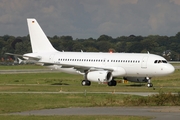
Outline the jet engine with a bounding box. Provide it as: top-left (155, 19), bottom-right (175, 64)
top-left (123, 77), bottom-right (148, 83)
top-left (87, 71), bottom-right (112, 82)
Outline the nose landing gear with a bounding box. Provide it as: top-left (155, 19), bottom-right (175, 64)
top-left (147, 83), bottom-right (153, 87)
top-left (146, 77), bottom-right (155, 90)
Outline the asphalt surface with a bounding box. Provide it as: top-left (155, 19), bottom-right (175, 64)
top-left (9, 107), bottom-right (180, 120)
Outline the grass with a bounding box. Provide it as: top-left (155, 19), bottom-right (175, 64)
top-left (0, 92), bottom-right (179, 114)
top-left (0, 64), bottom-right (45, 70)
top-left (0, 115), bottom-right (151, 120)
top-left (0, 65), bottom-right (179, 119)
top-left (0, 70), bottom-right (180, 92)
top-left (0, 93), bottom-right (128, 113)
top-left (0, 65), bottom-right (179, 94)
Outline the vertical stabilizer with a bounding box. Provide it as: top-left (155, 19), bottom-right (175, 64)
top-left (27, 18), bottom-right (57, 53)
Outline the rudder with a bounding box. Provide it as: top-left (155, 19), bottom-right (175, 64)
top-left (27, 18), bottom-right (57, 53)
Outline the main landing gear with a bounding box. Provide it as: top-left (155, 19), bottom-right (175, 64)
top-left (81, 79), bottom-right (117, 86)
top-left (81, 80), bottom-right (91, 86)
top-left (107, 79), bottom-right (117, 86)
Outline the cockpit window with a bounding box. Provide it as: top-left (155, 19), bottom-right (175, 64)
top-left (154, 60), bottom-right (167, 64)
top-left (162, 60), bottom-right (167, 63)
top-left (158, 60), bottom-right (162, 63)
top-left (154, 60), bottom-right (158, 63)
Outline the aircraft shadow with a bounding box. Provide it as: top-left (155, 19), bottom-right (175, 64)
top-left (51, 83), bottom-right (69, 85)
top-left (125, 84), bottom-right (146, 87)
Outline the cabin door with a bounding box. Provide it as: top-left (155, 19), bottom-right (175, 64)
top-left (141, 56), bottom-right (148, 68)
top-left (49, 54), bottom-right (55, 63)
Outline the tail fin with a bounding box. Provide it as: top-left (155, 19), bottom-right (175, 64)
top-left (27, 18), bottom-right (57, 53)
top-left (17, 58), bottom-right (23, 64)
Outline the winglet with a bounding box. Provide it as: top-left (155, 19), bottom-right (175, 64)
top-left (27, 18), bottom-right (57, 53)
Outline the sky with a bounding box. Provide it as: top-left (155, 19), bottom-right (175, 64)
top-left (1, 0), bottom-right (180, 39)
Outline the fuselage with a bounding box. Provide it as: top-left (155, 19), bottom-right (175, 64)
top-left (25, 52), bottom-right (175, 78)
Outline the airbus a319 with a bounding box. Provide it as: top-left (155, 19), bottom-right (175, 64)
top-left (8, 18), bottom-right (175, 88)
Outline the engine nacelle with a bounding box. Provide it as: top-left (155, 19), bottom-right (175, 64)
top-left (87, 71), bottom-right (112, 82)
top-left (123, 77), bottom-right (148, 83)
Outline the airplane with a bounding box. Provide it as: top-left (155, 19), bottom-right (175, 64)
top-left (11, 18), bottom-right (176, 87)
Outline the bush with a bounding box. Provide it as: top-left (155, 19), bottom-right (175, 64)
top-left (123, 91), bottom-right (180, 106)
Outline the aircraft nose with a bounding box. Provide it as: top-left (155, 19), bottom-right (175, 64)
top-left (165, 64), bottom-right (175, 74)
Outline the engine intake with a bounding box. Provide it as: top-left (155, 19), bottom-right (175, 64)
top-left (87, 71), bottom-right (112, 82)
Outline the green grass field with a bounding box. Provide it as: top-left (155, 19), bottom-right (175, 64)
top-left (0, 64), bottom-right (45, 70)
top-left (0, 115), bottom-right (151, 120)
top-left (0, 65), bottom-right (179, 120)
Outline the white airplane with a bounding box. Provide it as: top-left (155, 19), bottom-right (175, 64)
top-left (21, 18), bottom-right (175, 87)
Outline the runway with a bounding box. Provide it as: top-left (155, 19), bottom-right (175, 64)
top-left (9, 107), bottom-right (180, 120)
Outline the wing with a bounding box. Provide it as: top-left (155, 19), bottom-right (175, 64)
top-left (60, 63), bottom-right (114, 71)
top-left (8, 53), bottom-right (115, 73)
top-left (41, 61), bottom-right (114, 74)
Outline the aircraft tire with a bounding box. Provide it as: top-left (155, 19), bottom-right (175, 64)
top-left (86, 80), bottom-right (91, 86)
top-left (108, 80), bottom-right (117, 86)
top-left (147, 83), bottom-right (153, 87)
top-left (81, 80), bottom-right (87, 86)
top-left (113, 80), bottom-right (117, 86)
top-left (81, 80), bottom-right (91, 86)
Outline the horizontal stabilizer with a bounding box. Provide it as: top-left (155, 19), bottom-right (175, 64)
top-left (6, 53), bottom-right (23, 57)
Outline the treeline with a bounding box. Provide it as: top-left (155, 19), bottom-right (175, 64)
top-left (1, 32), bottom-right (180, 61)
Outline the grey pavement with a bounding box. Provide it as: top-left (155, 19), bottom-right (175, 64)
top-left (9, 107), bottom-right (180, 120)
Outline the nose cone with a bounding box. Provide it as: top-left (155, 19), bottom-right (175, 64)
top-left (165, 64), bottom-right (175, 74)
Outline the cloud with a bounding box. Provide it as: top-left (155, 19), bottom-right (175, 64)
top-left (97, 21), bottom-right (118, 34)
top-left (0, 0), bottom-right (29, 23)
top-left (148, 3), bottom-right (167, 32)
top-left (108, 0), bottom-right (138, 6)
top-left (0, 0), bottom-right (180, 38)
top-left (170, 0), bottom-right (180, 5)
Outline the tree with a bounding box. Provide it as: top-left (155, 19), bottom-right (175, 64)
top-left (97, 35), bottom-right (113, 41)
top-left (97, 41), bottom-right (112, 52)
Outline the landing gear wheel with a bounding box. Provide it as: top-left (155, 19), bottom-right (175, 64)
top-left (146, 77), bottom-right (153, 88)
top-left (113, 80), bottom-right (117, 86)
top-left (81, 80), bottom-right (91, 86)
top-left (147, 83), bottom-right (153, 87)
top-left (108, 80), bottom-right (117, 86)
top-left (82, 80), bottom-right (86, 86)
top-left (86, 80), bottom-right (91, 86)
